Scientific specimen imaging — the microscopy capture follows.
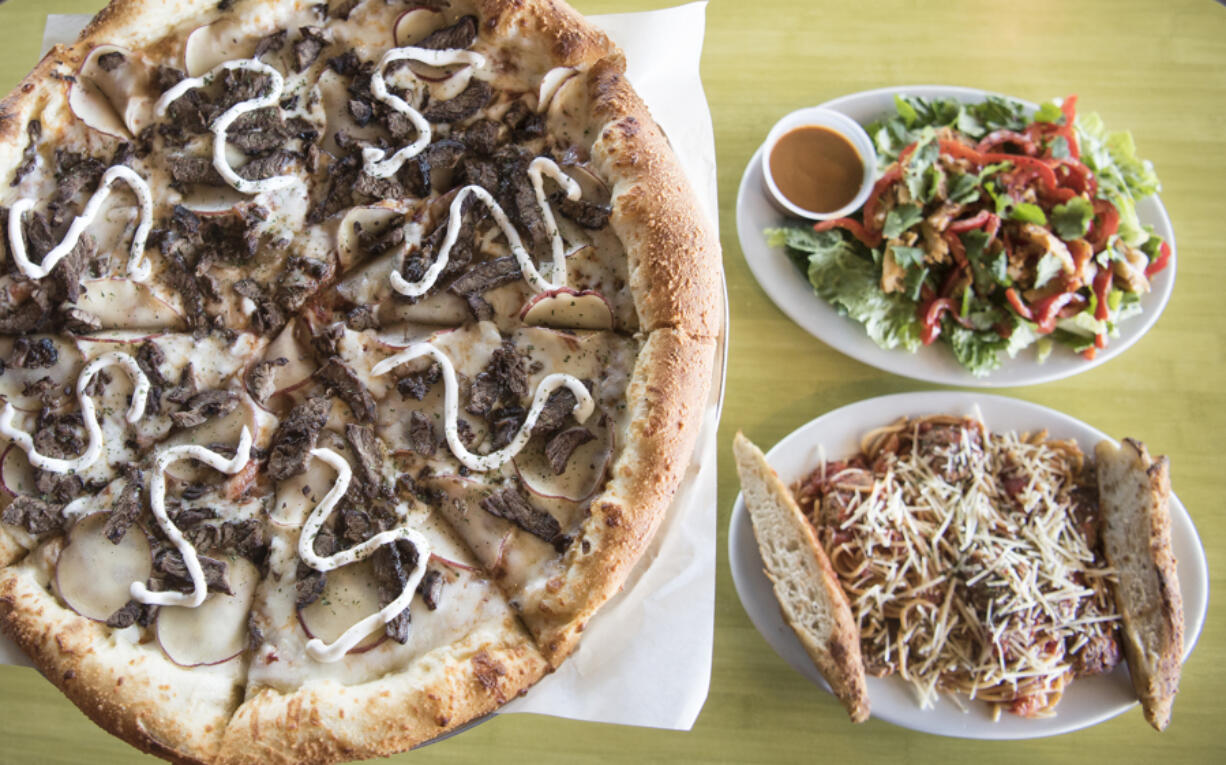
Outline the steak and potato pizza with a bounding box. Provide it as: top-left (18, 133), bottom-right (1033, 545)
top-left (0, 1), bottom-right (720, 762)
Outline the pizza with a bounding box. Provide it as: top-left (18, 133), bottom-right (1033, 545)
top-left (0, 1), bottom-right (721, 762)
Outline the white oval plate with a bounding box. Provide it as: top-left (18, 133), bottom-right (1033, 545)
top-left (729, 391), bottom-right (1208, 739)
top-left (735, 85), bottom-right (1177, 387)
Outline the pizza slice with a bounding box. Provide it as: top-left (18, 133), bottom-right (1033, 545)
top-left (0, 412), bottom-right (270, 762)
top-left (232, 420), bottom-right (548, 762)
top-left (366, 321), bottom-right (713, 662)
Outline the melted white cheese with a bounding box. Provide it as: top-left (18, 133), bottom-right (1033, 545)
top-left (389, 157), bottom-right (580, 298)
top-left (295, 446), bottom-right (432, 663)
top-left (362, 46), bottom-right (487, 179)
top-left (129, 426), bottom-right (253, 608)
top-left (7, 165), bottom-right (154, 282)
top-left (370, 343), bottom-right (593, 471)
top-left (154, 59), bottom-right (297, 194)
top-left (0, 352), bottom-right (149, 474)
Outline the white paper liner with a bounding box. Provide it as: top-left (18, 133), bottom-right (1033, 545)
top-left (5, 2), bottom-right (723, 732)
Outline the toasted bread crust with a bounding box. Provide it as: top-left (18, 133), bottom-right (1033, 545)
top-left (733, 432), bottom-right (869, 723)
top-left (1096, 438), bottom-right (1183, 731)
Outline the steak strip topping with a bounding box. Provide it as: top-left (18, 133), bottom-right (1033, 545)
top-left (371, 342), bottom-right (592, 472)
top-left (363, 46), bottom-right (487, 179)
top-left (295, 447), bottom-right (431, 663)
top-left (7, 164), bottom-right (153, 282)
top-left (154, 59), bottom-right (297, 194)
top-left (129, 427), bottom-right (253, 609)
top-left (389, 157), bottom-right (581, 298)
top-left (0, 352), bottom-right (149, 474)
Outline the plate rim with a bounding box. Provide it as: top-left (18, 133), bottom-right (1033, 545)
top-left (735, 84), bottom-right (1177, 387)
top-left (728, 390), bottom-right (1209, 739)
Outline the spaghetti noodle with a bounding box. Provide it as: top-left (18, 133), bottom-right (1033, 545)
top-left (794, 415), bottom-right (1120, 718)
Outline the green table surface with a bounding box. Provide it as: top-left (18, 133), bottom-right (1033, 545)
top-left (1, 0), bottom-right (1223, 762)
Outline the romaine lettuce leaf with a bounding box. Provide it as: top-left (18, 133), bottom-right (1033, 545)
top-left (765, 226), bottom-right (921, 352)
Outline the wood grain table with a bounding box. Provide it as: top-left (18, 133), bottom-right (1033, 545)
top-left (1, 0), bottom-right (1223, 762)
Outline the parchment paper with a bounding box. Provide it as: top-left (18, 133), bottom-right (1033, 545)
top-left (5, 2), bottom-right (723, 732)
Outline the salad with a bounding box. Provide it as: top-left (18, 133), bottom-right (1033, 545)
top-left (767, 94), bottom-right (1169, 376)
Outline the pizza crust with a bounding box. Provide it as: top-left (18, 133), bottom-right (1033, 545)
top-left (586, 59), bottom-right (723, 339)
top-left (0, 562), bottom-right (244, 764)
top-left (474, 0), bottom-right (615, 70)
top-left (526, 329), bottom-right (715, 663)
top-left (217, 617), bottom-right (549, 765)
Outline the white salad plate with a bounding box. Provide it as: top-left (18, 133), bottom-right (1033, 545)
top-left (729, 391), bottom-right (1208, 739)
top-left (735, 85), bottom-right (1177, 387)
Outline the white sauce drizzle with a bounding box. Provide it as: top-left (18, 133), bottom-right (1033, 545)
top-left (370, 343), bottom-right (593, 472)
top-left (362, 47), bottom-right (487, 179)
top-left (295, 447), bottom-right (432, 663)
top-left (130, 427), bottom-right (253, 608)
top-left (388, 158), bottom-right (581, 298)
top-left (7, 165), bottom-right (154, 282)
top-left (154, 59), bottom-right (297, 194)
top-left (536, 66), bottom-right (576, 113)
top-left (0, 352), bottom-right (149, 474)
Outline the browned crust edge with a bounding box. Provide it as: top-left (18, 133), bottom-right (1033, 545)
top-left (0, 0), bottom-right (217, 164)
top-left (474, 0), bottom-right (616, 69)
top-left (585, 58), bottom-right (723, 339)
top-left (525, 329), bottom-right (715, 664)
top-left (215, 620), bottom-right (550, 765)
top-left (0, 563), bottom-right (244, 764)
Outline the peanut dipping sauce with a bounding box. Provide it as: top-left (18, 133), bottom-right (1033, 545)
top-left (769, 125), bottom-right (864, 214)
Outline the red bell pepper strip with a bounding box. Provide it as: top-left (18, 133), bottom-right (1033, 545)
top-left (918, 297), bottom-right (976, 345)
top-left (944, 232), bottom-right (968, 268)
top-left (862, 165), bottom-right (902, 233)
top-left (1005, 288), bottom-right (1033, 320)
top-left (1027, 120), bottom-right (1081, 161)
top-left (1055, 95), bottom-right (1081, 159)
top-left (1031, 291), bottom-right (1077, 333)
top-left (948, 210), bottom-right (997, 233)
top-left (1092, 268), bottom-right (1113, 321)
top-left (1086, 198), bottom-right (1119, 251)
top-left (1051, 158), bottom-right (1097, 196)
top-left (1145, 240), bottom-right (1172, 277)
top-left (992, 154), bottom-right (1060, 192)
top-left (940, 140), bottom-right (1063, 194)
top-left (1061, 95), bottom-right (1078, 125)
top-left (977, 129), bottom-right (1039, 156)
top-left (812, 217), bottom-right (882, 249)
top-left (919, 298), bottom-right (947, 345)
